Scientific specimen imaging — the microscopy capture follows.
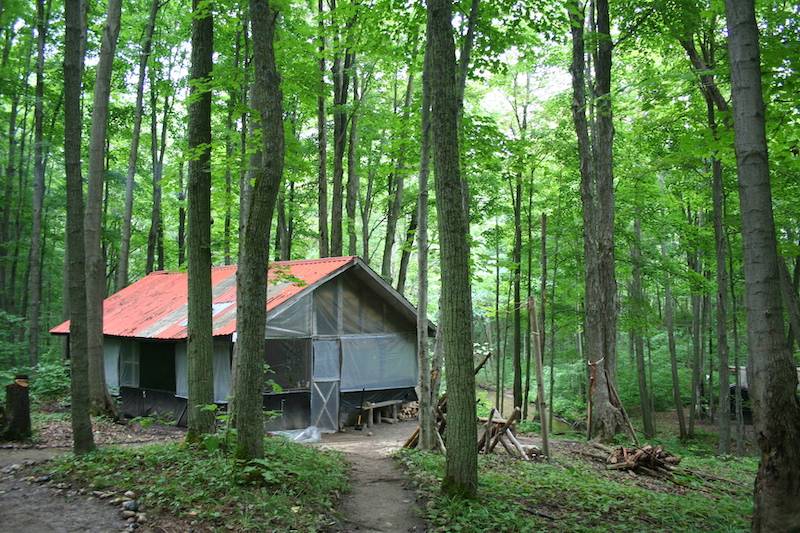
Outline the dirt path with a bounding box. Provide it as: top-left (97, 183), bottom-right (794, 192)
top-left (320, 420), bottom-right (426, 533)
top-left (0, 448), bottom-right (126, 532)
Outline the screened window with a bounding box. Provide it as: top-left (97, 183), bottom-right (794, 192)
top-left (120, 341), bottom-right (139, 388)
top-left (138, 342), bottom-right (176, 393)
top-left (265, 338), bottom-right (311, 391)
top-left (267, 294), bottom-right (312, 338)
top-left (340, 333), bottom-right (417, 392)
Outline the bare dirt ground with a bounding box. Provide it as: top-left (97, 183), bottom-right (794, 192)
top-left (0, 420), bottom-right (183, 533)
top-left (320, 420), bottom-right (427, 533)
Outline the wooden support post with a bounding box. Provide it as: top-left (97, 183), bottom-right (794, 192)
top-left (489, 407), bottom-right (520, 453)
top-left (528, 298), bottom-right (550, 458)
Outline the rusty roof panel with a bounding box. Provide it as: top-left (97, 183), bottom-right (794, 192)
top-left (50, 256), bottom-right (357, 340)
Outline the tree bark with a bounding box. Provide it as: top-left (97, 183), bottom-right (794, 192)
top-left (428, 0), bottom-right (477, 497)
top-left (381, 71), bottom-right (414, 281)
top-left (346, 63), bottom-right (359, 256)
top-left (234, 0), bottom-right (284, 460)
top-left (395, 208), bottom-right (416, 296)
top-left (117, 0), bottom-right (159, 290)
top-left (417, 32), bottom-right (434, 451)
top-left (724, 1), bottom-right (800, 528)
top-left (25, 0), bottom-right (49, 366)
top-left (85, 0), bottom-right (121, 416)
top-left (146, 61), bottom-right (172, 274)
top-left (63, 0), bottom-right (95, 454)
top-left (511, 177), bottom-right (522, 412)
top-left (177, 161), bottom-right (186, 266)
top-left (631, 217), bottom-right (654, 437)
top-left (317, 0), bottom-right (329, 257)
top-left (186, 0), bottom-right (215, 440)
top-left (662, 242), bottom-right (687, 440)
top-left (568, 0), bottom-right (622, 441)
top-left (712, 150), bottom-right (731, 454)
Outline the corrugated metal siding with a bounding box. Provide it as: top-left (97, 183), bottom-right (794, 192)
top-left (50, 257), bottom-right (356, 340)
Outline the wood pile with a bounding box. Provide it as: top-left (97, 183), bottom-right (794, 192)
top-left (399, 401), bottom-right (419, 420)
top-left (601, 443), bottom-right (681, 477)
top-left (403, 402), bottom-right (542, 461)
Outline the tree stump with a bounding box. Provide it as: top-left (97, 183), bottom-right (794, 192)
top-left (2, 375), bottom-right (32, 441)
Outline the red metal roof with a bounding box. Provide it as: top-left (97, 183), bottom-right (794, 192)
top-left (50, 256), bottom-right (357, 340)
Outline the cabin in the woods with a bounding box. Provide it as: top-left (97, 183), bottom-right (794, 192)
top-left (50, 256), bottom-right (425, 432)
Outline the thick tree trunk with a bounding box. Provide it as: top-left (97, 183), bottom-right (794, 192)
top-left (346, 65), bottom-right (359, 256)
top-left (234, 0), bottom-right (284, 460)
top-left (568, 0), bottom-right (622, 441)
top-left (725, 1), bottom-right (800, 528)
top-left (317, 0), bottom-right (329, 257)
top-left (631, 217), bottom-right (654, 437)
top-left (85, 0), bottom-right (121, 416)
top-left (186, 0), bottom-right (215, 440)
top-left (417, 34), bottom-right (434, 451)
top-left (63, 0), bottom-right (94, 454)
top-left (428, 0), bottom-right (477, 497)
top-left (117, 0), bottom-right (159, 290)
top-left (26, 0), bottom-right (49, 366)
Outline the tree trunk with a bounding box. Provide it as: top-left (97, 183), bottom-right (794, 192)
top-left (329, 4), bottom-right (353, 257)
top-left (233, 0), bottom-right (284, 460)
top-left (511, 176), bottom-right (522, 411)
top-left (416, 32), bottom-right (434, 451)
top-left (428, 0), bottom-right (477, 497)
top-left (727, 230), bottom-right (745, 455)
top-left (568, 0), bottom-right (622, 441)
top-left (146, 63), bottom-right (171, 274)
top-left (63, 0), bottom-right (94, 454)
top-left (186, 0), bottom-right (215, 440)
top-left (725, 1), bottom-right (800, 528)
top-left (547, 215), bottom-right (560, 428)
top-left (712, 153), bottom-right (731, 454)
top-left (85, 0), bottom-right (121, 416)
top-left (117, 0), bottom-right (159, 289)
top-left (346, 63), bottom-right (359, 256)
top-left (317, 0), bottom-right (329, 257)
top-left (662, 243), bottom-right (687, 440)
top-left (631, 217), bottom-right (654, 437)
top-left (538, 213), bottom-right (547, 419)
top-left (223, 93), bottom-right (235, 265)
top-left (25, 0), bottom-right (49, 366)
top-left (1, 28), bottom-right (32, 312)
top-left (395, 208), bottom-right (417, 296)
top-left (494, 221), bottom-right (501, 409)
top-left (381, 71), bottom-right (414, 281)
top-left (522, 185), bottom-right (533, 419)
top-left (177, 161), bottom-right (186, 266)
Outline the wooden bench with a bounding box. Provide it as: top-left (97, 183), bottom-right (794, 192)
top-left (362, 399), bottom-right (403, 427)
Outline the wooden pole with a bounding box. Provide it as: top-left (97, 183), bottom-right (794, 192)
top-left (528, 298), bottom-right (550, 458)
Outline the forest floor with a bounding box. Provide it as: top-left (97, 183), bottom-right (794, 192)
top-left (0, 416), bottom-right (183, 533)
top-left (319, 420), bottom-right (427, 533)
top-left (398, 409), bottom-right (759, 532)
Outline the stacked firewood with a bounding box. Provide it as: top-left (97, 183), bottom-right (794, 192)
top-left (602, 444), bottom-right (681, 477)
top-left (399, 401), bottom-right (419, 420)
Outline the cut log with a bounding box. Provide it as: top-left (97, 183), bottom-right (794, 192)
top-left (3, 376), bottom-right (32, 441)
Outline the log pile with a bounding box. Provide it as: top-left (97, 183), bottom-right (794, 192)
top-left (403, 402), bottom-right (543, 461)
top-left (603, 444), bottom-right (681, 477)
top-left (399, 401), bottom-right (419, 420)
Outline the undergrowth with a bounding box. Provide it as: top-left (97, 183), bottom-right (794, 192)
top-left (44, 437), bottom-right (348, 531)
top-left (397, 445), bottom-right (756, 532)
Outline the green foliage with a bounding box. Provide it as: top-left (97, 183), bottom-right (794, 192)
top-left (44, 439), bottom-right (348, 531)
top-left (398, 446), bottom-right (756, 532)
